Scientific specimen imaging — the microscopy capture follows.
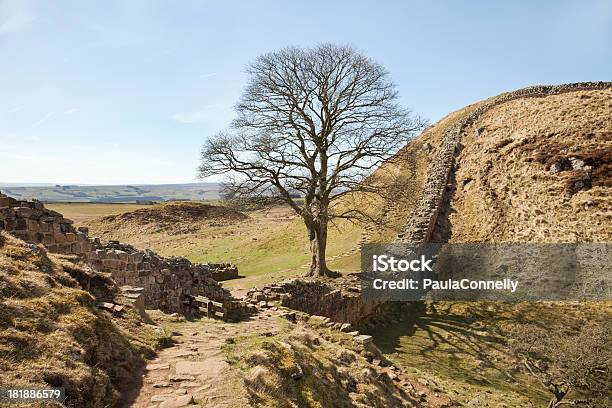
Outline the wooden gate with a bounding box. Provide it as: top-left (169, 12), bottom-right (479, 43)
top-left (183, 295), bottom-right (226, 320)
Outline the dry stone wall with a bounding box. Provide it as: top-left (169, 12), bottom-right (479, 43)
top-left (0, 193), bottom-right (94, 255)
top-left (0, 192), bottom-right (238, 313)
top-left (208, 263), bottom-right (239, 281)
top-left (85, 240), bottom-right (234, 311)
top-left (246, 275), bottom-right (377, 325)
top-left (396, 81), bottom-right (612, 243)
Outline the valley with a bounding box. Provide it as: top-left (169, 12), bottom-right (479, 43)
top-left (2, 83), bottom-right (611, 407)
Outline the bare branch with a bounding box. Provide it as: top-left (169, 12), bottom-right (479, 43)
top-left (198, 44), bottom-right (426, 276)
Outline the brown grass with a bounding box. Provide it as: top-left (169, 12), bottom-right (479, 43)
top-left (223, 317), bottom-right (453, 408)
top-left (370, 89), bottom-right (612, 406)
top-left (0, 232), bottom-right (166, 407)
top-left (92, 201), bottom-right (248, 235)
top-left (447, 89), bottom-right (612, 243)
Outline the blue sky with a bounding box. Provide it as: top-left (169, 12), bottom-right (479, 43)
top-left (1, 0), bottom-right (611, 185)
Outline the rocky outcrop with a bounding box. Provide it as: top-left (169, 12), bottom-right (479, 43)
top-left (0, 192), bottom-right (239, 313)
top-left (397, 81), bottom-right (612, 243)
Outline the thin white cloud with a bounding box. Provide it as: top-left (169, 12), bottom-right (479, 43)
top-left (0, 0), bottom-right (35, 35)
top-left (64, 107), bottom-right (79, 114)
top-left (7, 106), bottom-right (22, 113)
top-left (200, 73), bottom-right (217, 79)
top-left (30, 112), bottom-right (53, 128)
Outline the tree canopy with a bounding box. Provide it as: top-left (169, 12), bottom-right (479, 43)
top-left (199, 44), bottom-right (425, 275)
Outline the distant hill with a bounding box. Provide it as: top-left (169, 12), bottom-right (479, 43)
top-left (0, 182), bottom-right (220, 203)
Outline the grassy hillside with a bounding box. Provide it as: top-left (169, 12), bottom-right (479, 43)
top-left (222, 314), bottom-right (455, 408)
top-left (368, 301), bottom-right (611, 407)
top-left (443, 88), bottom-right (612, 243)
top-left (36, 85), bottom-right (611, 407)
top-left (366, 88), bottom-right (612, 406)
top-left (0, 232), bottom-right (166, 407)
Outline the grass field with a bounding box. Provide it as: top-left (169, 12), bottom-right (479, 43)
top-left (51, 202), bottom-right (363, 294)
top-left (369, 303), bottom-right (545, 407)
top-left (47, 203), bottom-right (149, 223)
top-left (368, 301), bottom-right (611, 407)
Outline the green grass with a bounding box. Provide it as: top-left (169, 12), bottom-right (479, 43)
top-left (221, 316), bottom-right (423, 408)
top-left (163, 216), bottom-right (363, 277)
top-left (81, 203), bottom-right (365, 293)
top-left (366, 301), bottom-right (610, 407)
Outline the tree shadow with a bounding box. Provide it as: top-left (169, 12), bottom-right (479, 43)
top-left (367, 302), bottom-right (554, 395)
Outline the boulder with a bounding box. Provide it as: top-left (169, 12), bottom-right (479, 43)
top-left (550, 162), bottom-right (563, 174)
top-left (569, 157), bottom-right (586, 170)
top-left (354, 335), bottom-right (373, 345)
top-left (253, 291), bottom-right (266, 301)
top-left (158, 394), bottom-right (194, 408)
top-left (573, 180), bottom-right (586, 190)
top-left (340, 323), bottom-right (352, 332)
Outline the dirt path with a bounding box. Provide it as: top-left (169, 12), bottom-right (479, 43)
top-left (129, 309), bottom-right (283, 408)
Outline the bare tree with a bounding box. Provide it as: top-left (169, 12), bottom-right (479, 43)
top-left (198, 44), bottom-right (425, 276)
top-left (509, 322), bottom-right (611, 408)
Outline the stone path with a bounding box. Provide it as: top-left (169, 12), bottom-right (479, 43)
top-left (129, 310), bottom-right (283, 408)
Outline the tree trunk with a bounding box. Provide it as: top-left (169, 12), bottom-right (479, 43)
top-left (306, 220), bottom-right (336, 277)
